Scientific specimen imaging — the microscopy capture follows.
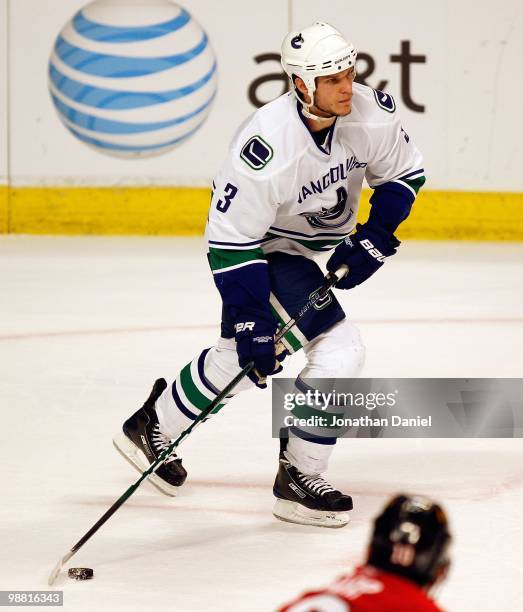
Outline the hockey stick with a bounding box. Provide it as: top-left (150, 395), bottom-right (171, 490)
top-left (48, 265), bottom-right (348, 585)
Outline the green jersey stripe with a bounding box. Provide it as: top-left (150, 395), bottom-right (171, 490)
top-left (403, 175), bottom-right (426, 194)
top-left (212, 259), bottom-right (267, 275)
top-left (208, 246), bottom-right (266, 271)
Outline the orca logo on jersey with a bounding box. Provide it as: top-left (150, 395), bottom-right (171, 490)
top-left (291, 34), bottom-right (304, 49)
top-left (301, 186), bottom-right (354, 230)
top-left (373, 89), bottom-right (396, 113)
top-left (240, 135), bottom-right (274, 170)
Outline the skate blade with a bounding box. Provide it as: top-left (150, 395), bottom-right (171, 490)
top-left (112, 432), bottom-right (179, 497)
top-left (272, 498), bottom-right (350, 529)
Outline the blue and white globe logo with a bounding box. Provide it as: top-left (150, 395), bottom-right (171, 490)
top-left (48, 0), bottom-right (218, 158)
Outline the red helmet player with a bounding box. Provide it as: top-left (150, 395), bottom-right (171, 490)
top-left (279, 494), bottom-right (452, 611)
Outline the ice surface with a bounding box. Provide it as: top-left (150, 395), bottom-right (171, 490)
top-left (0, 236), bottom-right (522, 611)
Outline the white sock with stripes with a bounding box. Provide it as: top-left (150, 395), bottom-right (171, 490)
top-left (155, 337), bottom-right (255, 440)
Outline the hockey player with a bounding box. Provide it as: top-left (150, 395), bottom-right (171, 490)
top-left (278, 494), bottom-right (451, 611)
top-left (114, 23), bottom-right (425, 528)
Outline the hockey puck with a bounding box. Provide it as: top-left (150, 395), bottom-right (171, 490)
top-left (68, 567), bottom-right (94, 581)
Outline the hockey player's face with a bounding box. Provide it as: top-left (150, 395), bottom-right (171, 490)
top-left (313, 68), bottom-right (355, 117)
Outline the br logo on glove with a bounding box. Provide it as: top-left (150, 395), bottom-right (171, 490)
top-left (235, 322), bottom-right (255, 332)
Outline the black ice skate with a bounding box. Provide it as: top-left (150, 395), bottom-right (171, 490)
top-left (113, 378), bottom-right (187, 496)
top-left (273, 435), bottom-right (353, 528)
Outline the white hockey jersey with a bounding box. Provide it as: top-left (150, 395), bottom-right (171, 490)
top-left (206, 84), bottom-right (424, 272)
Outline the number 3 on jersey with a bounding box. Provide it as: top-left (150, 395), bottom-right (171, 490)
top-left (216, 182), bottom-right (238, 213)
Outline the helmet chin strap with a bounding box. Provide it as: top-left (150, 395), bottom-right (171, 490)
top-left (301, 102), bottom-right (336, 122)
top-left (293, 86), bottom-right (336, 123)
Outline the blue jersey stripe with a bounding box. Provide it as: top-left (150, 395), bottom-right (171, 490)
top-left (48, 61), bottom-right (216, 109)
top-left (268, 226), bottom-right (348, 239)
top-left (397, 168), bottom-right (425, 181)
top-left (73, 9), bottom-right (191, 43)
top-left (55, 32), bottom-right (208, 78)
top-left (208, 238), bottom-right (265, 247)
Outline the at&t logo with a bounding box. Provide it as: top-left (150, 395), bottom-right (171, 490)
top-left (48, 0), bottom-right (218, 158)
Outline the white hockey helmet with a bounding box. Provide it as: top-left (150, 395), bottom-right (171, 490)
top-left (281, 22), bottom-right (357, 118)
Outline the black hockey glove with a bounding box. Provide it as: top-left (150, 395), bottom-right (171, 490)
top-left (235, 317), bottom-right (288, 389)
top-left (327, 223), bottom-right (401, 290)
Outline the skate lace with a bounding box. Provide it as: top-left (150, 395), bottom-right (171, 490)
top-left (151, 424), bottom-right (179, 464)
top-left (297, 473), bottom-right (335, 496)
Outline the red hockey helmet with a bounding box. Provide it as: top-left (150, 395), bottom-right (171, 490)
top-left (368, 494), bottom-right (451, 587)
